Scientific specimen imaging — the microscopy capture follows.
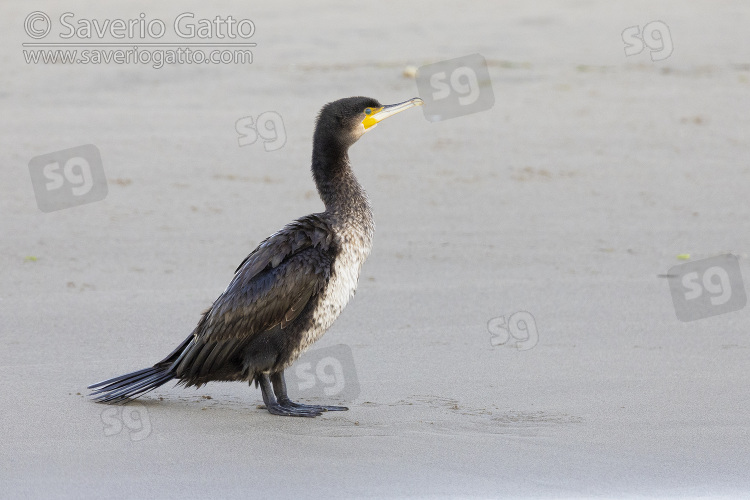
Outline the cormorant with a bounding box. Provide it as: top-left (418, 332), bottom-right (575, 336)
top-left (88, 96), bottom-right (423, 417)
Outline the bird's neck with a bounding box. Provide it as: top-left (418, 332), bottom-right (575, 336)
top-left (312, 145), bottom-right (372, 224)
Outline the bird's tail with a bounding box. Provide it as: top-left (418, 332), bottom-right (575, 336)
top-left (88, 366), bottom-right (175, 404)
top-left (88, 335), bottom-right (193, 404)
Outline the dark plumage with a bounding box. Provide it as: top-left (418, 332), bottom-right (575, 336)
top-left (89, 96), bottom-right (423, 417)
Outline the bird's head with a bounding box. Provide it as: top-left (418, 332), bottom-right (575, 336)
top-left (314, 96), bottom-right (423, 150)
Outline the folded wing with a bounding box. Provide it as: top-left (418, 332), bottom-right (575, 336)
top-left (167, 214), bottom-right (335, 381)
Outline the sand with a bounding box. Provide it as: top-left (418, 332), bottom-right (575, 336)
top-left (1, 1), bottom-right (749, 498)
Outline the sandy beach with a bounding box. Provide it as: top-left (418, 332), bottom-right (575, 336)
top-left (2, 1), bottom-right (749, 498)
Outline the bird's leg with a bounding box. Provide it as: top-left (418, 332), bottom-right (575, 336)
top-left (256, 373), bottom-right (322, 417)
top-left (271, 371), bottom-right (348, 412)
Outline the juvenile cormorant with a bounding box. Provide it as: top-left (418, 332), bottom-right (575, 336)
top-left (88, 96), bottom-right (423, 417)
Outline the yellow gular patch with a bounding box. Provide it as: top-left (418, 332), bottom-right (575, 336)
top-left (361, 107), bottom-right (383, 129)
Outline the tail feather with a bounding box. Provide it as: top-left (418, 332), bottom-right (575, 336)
top-left (88, 367), bottom-right (155, 391)
top-left (89, 334), bottom-right (194, 404)
top-left (88, 366), bottom-right (175, 404)
top-left (103, 372), bottom-right (174, 403)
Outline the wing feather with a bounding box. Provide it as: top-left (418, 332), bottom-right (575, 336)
top-left (171, 214), bottom-right (335, 380)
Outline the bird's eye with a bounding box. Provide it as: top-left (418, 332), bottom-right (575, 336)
top-left (364, 108), bottom-right (372, 115)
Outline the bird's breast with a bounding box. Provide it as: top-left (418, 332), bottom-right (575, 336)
top-left (302, 223), bottom-right (373, 350)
